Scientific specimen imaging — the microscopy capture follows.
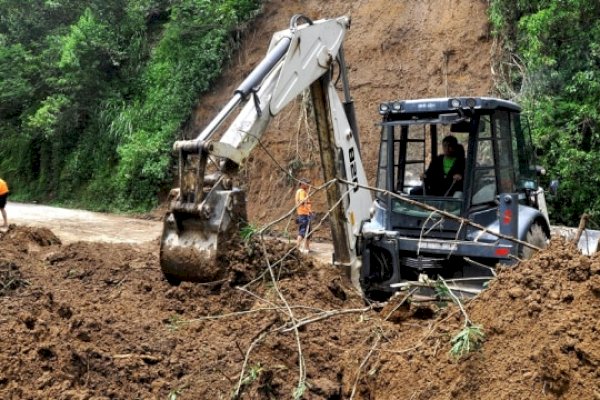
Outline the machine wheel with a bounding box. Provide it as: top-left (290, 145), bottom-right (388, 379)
top-left (362, 248), bottom-right (395, 301)
top-left (164, 273), bottom-right (182, 286)
top-left (519, 223), bottom-right (549, 260)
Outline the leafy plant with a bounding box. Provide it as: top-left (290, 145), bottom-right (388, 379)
top-left (292, 382), bottom-right (307, 400)
top-left (434, 278), bottom-right (451, 306)
top-left (240, 363), bottom-right (263, 386)
top-left (437, 278), bottom-right (486, 359)
top-left (166, 314), bottom-right (187, 331)
top-left (450, 324), bottom-right (485, 359)
top-left (240, 223), bottom-right (259, 242)
top-left (168, 387), bottom-right (183, 400)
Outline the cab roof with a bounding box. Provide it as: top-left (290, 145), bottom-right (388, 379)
top-left (379, 97), bottom-right (521, 118)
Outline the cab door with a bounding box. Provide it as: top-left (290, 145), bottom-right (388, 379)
top-left (467, 110), bottom-right (519, 238)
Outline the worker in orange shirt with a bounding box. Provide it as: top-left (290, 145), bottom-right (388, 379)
top-left (295, 178), bottom-right (313, 253)
top-left (0, 178), bottom-right (9, 230)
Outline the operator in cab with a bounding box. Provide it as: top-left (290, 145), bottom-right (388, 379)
top-left (412, 135), bottom-right (465, 197)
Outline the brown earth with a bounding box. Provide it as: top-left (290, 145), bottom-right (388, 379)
top-left (1, 225), bottom-right (599, 399)
top-left (2, 1), bottom-right (599, 399)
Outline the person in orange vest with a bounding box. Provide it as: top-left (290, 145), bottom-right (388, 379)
top-left (295, 178), bottom-right (313, 253)
top-left (0, 178), bottom-right (9, 229)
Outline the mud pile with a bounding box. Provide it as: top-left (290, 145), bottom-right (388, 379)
top-left (1, 225), bottom-right (598, 399)
top-left (363, 239), bottom-right (600, 400)
top-left (0, 226), bottom-right (366, 399)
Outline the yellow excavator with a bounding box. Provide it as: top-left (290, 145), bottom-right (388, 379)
top-left (159, 15), bottom-right (599, 297)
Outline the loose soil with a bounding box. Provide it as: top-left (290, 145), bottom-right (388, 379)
top-left (2, 1), bottom-right (599, 399)
top-left (1, 225), bottom-right (599, 399)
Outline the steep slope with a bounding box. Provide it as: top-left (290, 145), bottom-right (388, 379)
top-left (188, 0), bottom-right (493, 233)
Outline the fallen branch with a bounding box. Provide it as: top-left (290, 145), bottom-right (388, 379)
top-left (574, 213), bottom-right (589, 245)
top-left (233, 319), bottom-right (278, 399)
top-left (349, 289), bottom-right (415, 399)
top-left (112, 354), bottom-right (162, 363)
top-left (337, 177), bottom-right (543, 252)
top-left (349, 331), bottom-right (382, 400)
top-left (233, 331), bottom-right (270, 398)
top-left (257, 239), bottom-right (307, 397)
top-left (280, 306), bottom-right (372, 332)
top-left (384, 288), bottom-right (417, 321)
top-left (185, 304), bottom-right (325, 323)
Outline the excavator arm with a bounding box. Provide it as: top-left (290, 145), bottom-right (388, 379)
top-left (160, 15), bottom-right (372, 285)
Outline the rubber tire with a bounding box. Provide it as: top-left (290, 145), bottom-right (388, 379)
top-left (519, 223), bottom-right (549, 260)
top-left (164, 273), bottom-right (182, 286)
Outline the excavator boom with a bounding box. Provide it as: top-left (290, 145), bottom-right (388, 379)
top-left (160, 15), bottom-right (372, 284)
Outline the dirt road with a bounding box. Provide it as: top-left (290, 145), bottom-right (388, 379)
top-left (5, 201), bottom-right (337, 264)
top-left (5, 201), bottom-right (162, 244)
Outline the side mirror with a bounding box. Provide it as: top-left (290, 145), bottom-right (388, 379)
top-left (549, 180), bottom-right (559, 195)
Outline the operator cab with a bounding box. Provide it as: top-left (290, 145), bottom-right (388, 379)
top-left (377, 97), bottom-right (542, 235)
top-left (361, 97), bottom-right (549, 298)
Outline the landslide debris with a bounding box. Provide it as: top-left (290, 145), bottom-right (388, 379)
top-left (1, 225), bottom-right (598, 399)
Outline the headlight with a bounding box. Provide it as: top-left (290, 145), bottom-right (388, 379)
top-left (379, 102), bottom-right (390, 114)
top-left (449, 98), bottom-right (461, 108)
top-left (466, 98), bottom-right (476, 108)
top-left (391, 101), bottom-right (402, 112)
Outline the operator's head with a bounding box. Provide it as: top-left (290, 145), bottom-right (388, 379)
top-left (442, 135), bottom-right (459, 156)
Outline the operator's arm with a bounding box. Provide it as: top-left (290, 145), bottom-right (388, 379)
top-left (452, 156), bottom-right (466, 181)
top-left (423, 156), bottom-right (440, 183)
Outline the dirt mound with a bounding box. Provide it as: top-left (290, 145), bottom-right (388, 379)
top-left (358, 238), bottom-right (600, 400)
top-left (0, 225), bottom-right (364, 399)
top-left (1, 225), bottom-right (598, 399)
top-left (465, 239), bottom-right (600, 399)
top-left (0, 226), bottom-right (61, 297)
top-left (1, 224), bottom-right (61, 248)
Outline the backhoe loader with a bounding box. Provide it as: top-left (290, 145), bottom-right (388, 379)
top-left (159, 15), bottom-right (599, 298)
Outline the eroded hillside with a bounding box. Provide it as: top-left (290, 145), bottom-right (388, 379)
top-left (188, 0), bottom-right (494, 231)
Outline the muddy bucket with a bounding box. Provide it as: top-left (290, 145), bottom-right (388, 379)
top-left (159, 189), bottom-right (247, 284)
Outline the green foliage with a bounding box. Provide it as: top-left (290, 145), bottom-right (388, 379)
top-left (0, 44), bottom-right (35, 119)
top-left (490, 0), bottom-right (600, 225)
top-left (167, 388), bottom-right (182, 400)
top-left (165, 314), bottom-right (187, 331)
top-left (449, 324), bottom-right (485, 359)
top-left (293, 382), bottom-right (307, 400)
top-left (240, 363), bottom-right (263, 386)
top-left (240, 223), bottom-right (258, 242)
top-left (113, 0), bottom-right (262, 207)
top-left (25, 95), bottom-right (71, 139)
top-left (0, 0), bottom-right (262, 212)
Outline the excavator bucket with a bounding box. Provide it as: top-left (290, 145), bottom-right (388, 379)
top-left (160, 187), bottom-right (247, 284)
